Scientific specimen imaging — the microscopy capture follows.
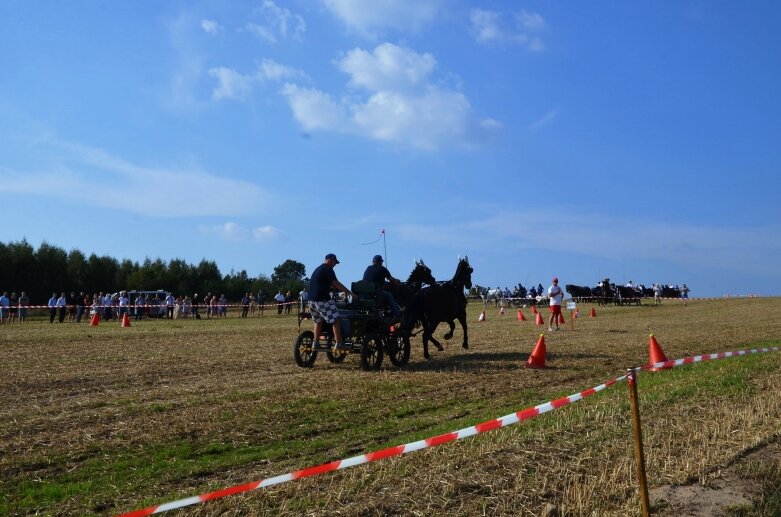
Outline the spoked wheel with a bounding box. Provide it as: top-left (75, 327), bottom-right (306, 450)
top-left (293, 330), bottom-right (317, 367)
top-left (359, 334), bottom-right (384, 371)
top-left (386, 334), bottom-right (410, 367)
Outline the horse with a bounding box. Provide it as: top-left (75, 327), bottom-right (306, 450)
top-left (400, 256), bottom-right (473, 360)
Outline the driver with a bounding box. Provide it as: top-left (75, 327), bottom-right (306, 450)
top-left (362, 255), bottom-right (402, 321)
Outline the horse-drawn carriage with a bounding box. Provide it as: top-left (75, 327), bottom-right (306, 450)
top-left (293, 280), bottom-right (411, 371)
top-left (293, 261), bottom-right (435, 371)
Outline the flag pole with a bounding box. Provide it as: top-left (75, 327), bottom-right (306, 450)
top-left (382, 229), bottom-right (387, 268)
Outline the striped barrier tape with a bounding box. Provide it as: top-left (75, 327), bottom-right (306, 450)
top-left (116, 344), bottom-right (780, 516)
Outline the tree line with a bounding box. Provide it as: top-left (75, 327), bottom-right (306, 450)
top-left (0, 240), bottom-right (307, 303)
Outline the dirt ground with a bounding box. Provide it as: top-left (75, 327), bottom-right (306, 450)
top-left (1, 297), bottom-right (780, 516)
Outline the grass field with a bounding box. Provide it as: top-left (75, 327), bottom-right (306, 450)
top-left (1, 298), bottom-right (780, 516)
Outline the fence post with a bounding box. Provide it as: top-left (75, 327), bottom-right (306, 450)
top-left (627, 368), bottom-right (651, 516)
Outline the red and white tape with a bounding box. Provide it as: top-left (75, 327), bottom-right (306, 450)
top-left (116, 344), bottom-right (780, 516)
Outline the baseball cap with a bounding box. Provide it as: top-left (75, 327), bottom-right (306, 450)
top-left (552, 277), bottom-right (558, 282)
top-left (372, 254), bottom-right (383, 263)
top-left (325, 253), bottom-right (340, 264)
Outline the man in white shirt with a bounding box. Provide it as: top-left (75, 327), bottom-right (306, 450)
top-left (547, 277), bottom-right (564, 331)
top-left (165, 293), bottom-right (175, 319)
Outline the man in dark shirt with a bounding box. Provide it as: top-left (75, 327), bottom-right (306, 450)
top-left (362, 255), bottom-right (401, 319)
top-left (307, 253), bottom-right (356, 351)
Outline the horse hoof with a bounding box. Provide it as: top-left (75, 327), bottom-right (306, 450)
top-left (462, 343), bottom-right (469, 349)
top-left (444, 333), bottom-right (453, 340)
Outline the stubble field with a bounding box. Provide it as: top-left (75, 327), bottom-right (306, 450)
top-left (1, 297), bottom-right (780, 516)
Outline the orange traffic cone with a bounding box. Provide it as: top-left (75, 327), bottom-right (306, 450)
top-left (478, 310), bottom-right (486, 322)
top-left (121, 313), bottom-right (131, 328)
top-left (648, 334), bottom-right (668, 371)
top-left (89, 313), bottom-right (100, 326)
top-left (590, 307), bottom-right (597, 318)
top-left (558, 313), bottom-right (565, 324)
top-left (535, 312), bottom-right (544, 326)
top-left (531, 305), bottom-right (537, 314)
top-left (526, 334), bottom-right (547, 369)
top-left (517, 309), bottom-right (526, 321)
top-left (499, 307), bottom-right (505, 315)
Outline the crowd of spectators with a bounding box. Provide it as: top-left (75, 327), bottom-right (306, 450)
top-left (0, 290), bottom-right (302, 323)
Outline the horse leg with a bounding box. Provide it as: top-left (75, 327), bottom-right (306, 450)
top-left (459, 312), bottom-right (468, 349)
top-left (443, 320), bottom-right (455, 340)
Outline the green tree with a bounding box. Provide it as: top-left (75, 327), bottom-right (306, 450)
top-left (271, 259), bottom-right (306, 294)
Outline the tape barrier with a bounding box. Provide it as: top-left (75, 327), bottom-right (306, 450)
top-left (116, 344), bottom-right (780, 516)
top-left (10, 301), bottom-right (300, 310)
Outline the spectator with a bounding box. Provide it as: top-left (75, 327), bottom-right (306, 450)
top-left (275, 290), bottom-right (286, 315)
top-left (57, 292), bottom-right (68, 323)
top-left (284, 291), bottom-right (293, 314)
top-left (241, 293), bottom-right (250, 318)
top-left (0, 291), bottom-right (9, 323)
top-left (68, 291), bottom-right (77, 322)
top-left (18, 291), bottom-right (30, 323)
top-left (118, 291), bottom-right (130, 319)
top-left (134, 292), bottom-right (146, 321)
top-left (258, 291), bottom-right (266, 316)
top-left (192, 294), bottom-right (200, 319)
top-left (78, 292), bottom-right (89, 323)
top-left (210, 295), bottom-right (218, 318)
top-left (653, 283), bottom-right (662, 305)
top-left (547, 277), bottom-right (564, 331)
top-left (218, 294), bottom-right (227, 318)
top-left (165, 292), bottom-right (175, 319)
top-left (9, 292), bottom-right (18, 323)
top-left (299, 287), bottom-right (307, 312)
top-left (681, 283), bottom-right (690, 306)
top-left (48, 292), bottom-right (58, 323)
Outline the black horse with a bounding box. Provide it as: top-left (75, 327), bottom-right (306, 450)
top-left (400, 257), bottom-right (473, 360)
top-left (386, 260), bottom-right (436, 309)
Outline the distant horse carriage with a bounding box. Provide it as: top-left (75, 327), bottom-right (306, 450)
top-left (293, 260), bottom-right (435, 370)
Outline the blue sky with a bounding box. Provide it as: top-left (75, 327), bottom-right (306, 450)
top-left (2, 1), bottom-right (780, 297)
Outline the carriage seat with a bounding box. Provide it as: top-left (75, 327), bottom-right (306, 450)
top-left (351, 280), bottom-right (385, 308)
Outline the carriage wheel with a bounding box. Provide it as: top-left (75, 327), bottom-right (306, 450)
top-left (293, 330), bottom-right (318, 367)
top-left (359, 334), bottom-right (384, 371)
top-left (386, 335), bottom-right (410, 367)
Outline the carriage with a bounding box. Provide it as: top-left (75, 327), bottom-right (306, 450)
top-left (293, 280), bottom-right (411, 371)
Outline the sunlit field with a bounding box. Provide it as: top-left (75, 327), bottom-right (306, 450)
top-left (2, 297), bottom-right (780, 516)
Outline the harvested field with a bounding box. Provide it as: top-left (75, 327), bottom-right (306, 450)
top-left (1, 298), bottom-right (780, 516)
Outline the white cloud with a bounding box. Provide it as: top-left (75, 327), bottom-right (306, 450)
top-left (208, 67), bottom-right (254, 100)
top-left (281, 84), bottom-right (348, 131)
top-left (338, 43), bottom-right (436, 91)
top-left (0, 140), bottom-right (274, 218)
top-left (470, 8), bottom-right (547, 52)
top-left (527, 109), bottom-right (559, 130)
top-left (201, 19), bottom-right (222, 35)
top-left (257, 59), bottom-right (308, 81)
top-left (281, 43), bottom-right (493, 149)
top-left (253, 225), bottom-right (282, 241)
top-left (198, 222), bottom-right (283, 242)
top-left (245, 0), bottom-right (306, 44)
top-left (324, 0), bottom-right (440, 37)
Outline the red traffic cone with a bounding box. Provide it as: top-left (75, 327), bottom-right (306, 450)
top-left (526, 334), bottom-right (547, 369)
top-left (90, 313), bottom-right (100, 326)
top-left (648, 334), bottom-right (668, 371)
top-left (558, 313), bottom-right (565, 324)
top-left (478, 310), bottom-right (486, 322)
top-left (121, 313), bottom-right (131, 328)
top-left (499, 307), bottom-right (505, 315)
top-left (535, 312), bottom-right (544, 326)
top-left (590, 307), bottom-right (597, 318)
top-left (517, 309), bottom-right (526, 321)
top-left (531, 305), bottom-right (537, 314)
top-left (575, 308), bottom-right (580, 318)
